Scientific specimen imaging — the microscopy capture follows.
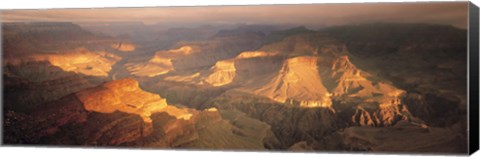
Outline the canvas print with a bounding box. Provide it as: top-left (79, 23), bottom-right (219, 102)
top-left (1, 2), bottom-right (472, 154)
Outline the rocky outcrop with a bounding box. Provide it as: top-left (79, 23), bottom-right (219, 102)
top-left (5, 47), bottom-right (121, 77)
top-left (322, 23), bottom-right (467, 128)
top-left (76, 78), bottom-right (172, 122)
top-left (3, 73), bottom-right (102, 112)
top-left (247, 56), bottom-right (332, 108)
top-left (317, 55), bottom-right (411, 126)
top-left (126, 30), bottom-right (265, 77)
top-left (204, 59), bottom-right (236, 86)
top-left (349, 103), bottom-right (410, 127)
top-left (206, 51), bottom-right (280, 87)
top-left (201, 33), bottom-right (419, 149)
top-left (162, 50), bottom-right (281, 87)
top-left (125, 46), bottom-right (188, 77)
top-left (207, 93), bottom-right (337, 148)
top-left (4, 78), bottom-right (277, 150)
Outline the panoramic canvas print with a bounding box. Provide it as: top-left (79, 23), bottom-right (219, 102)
top-left (1, 2), bottom-right (471, 154)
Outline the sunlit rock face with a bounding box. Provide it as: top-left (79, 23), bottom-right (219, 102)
top-left (247, 56), bottom-right (332, 108)
top-left (126, 46), bottom-right (194, 77)
top-left (319, 55), bottom-right (411, 126)
top-left (325, 55), bottom-right (406, 100)
top-left (126, 57), bottom-right (174, 77)
top-left (235, 51), bottom-right (279, 59)
top-left (127, 31), bottom-right (265, 78)
top-left (166, 45), bottom-right (194, 55)
top-left (202, 51), bottom-right (278, 87)
top-left (4, 79), bottom-right (276, 148)
top-left (204, 59), bottom-right (236, 86)
top-left (111, 42), bottom-right (136, 52)
top-left (201, 33), bottom-right (419, 148)
top-left (164, 50), bottom-right (280, 87)
top-left (76, 78), bottom-right (191, 122)
top-left (322, 23), bottom-right (468, 128)
top-left (6, 48), bottom-right (121, 77)
top-left (328, 56), bottom-right (382, 97)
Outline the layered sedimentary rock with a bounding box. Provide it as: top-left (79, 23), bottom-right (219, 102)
top-left (163, 50), bottom-right (280, 87)
top-left (76, 78), bottom-right (173, 122)
top-left (207, 93), bottom-right (338, 148)
top-left (3, 73), bottom-right (102, 112)
top-left (2, 48), bottom-right (117, 112)
top-left (2, 23), bottom-right (120, 109)
top-left (125, 46), bottom-right (193, 77)
top-left (247, 56), bottom-right (332, 108)
top-left (5, 47), bottom-right (121, 77)
top-left (198, 33), bottom-right (419, 148)
top-left (4, 78), bottom-right (277, 149)
top-left (322, 23), bottom-right (467, 127)
top-left (204, 59), bottom-right (236, 86)
top-left (126, 31), bottom-right (265, 77)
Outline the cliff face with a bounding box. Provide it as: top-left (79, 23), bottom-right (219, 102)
top-left (2, 49), bottom-right (117, 112)
top-left (322, 23), bottom-right (467, 127)
top-left (192, 33), bottom-right (419, 148)
top-left (2, 23), bottom-right (121, 113)
top-left (204, 59), bottom-right (236, 87)
top-left (155, 32), bottom-right (417, 139)
top-left (3, 73), bottom-right (102, 112)
top-left (4, 78), bottom-right (277, 149)
top-left (321, 55), bottom-right (410, 127)
top-left (248, 56), bottom-right (332, 108)
top-left (163, 50), bottom-right (281, 87)
top-left (76, 78), bottom-right (171, 122)
top-left (125, 31), bottom-right (265, 77)
top-left (125, 46), bottom-right (191, 77)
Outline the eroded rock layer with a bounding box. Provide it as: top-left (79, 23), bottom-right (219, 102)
top-left (5, 47), bottom-right (121, 77)
top-left (4, 79), bottom-right (277, 150)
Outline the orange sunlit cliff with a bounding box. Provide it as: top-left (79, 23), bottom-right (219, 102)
top-left (76, 78), bottom-right (192, 122)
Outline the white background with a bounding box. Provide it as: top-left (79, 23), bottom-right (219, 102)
top-left (0, 0), bottom-right (479, 157)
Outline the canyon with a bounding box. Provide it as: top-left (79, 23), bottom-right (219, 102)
top-left (2, 22), bottom-right (468, 154)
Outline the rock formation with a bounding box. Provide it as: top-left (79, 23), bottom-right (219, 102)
top-left (5, 47), bottom-right (121, 77)
top-left (125, 46), bottom-right (192, 77)
top-left (204, 59), bottom-right (236, 86)
top-left (126, 30), bottom-right (265, 77)
top-left (76, 78), bottom-right (173, 122)
top-left (246, 56), bottom-right (332, 108)
top-left (4, 78), bottom-right (277, 149)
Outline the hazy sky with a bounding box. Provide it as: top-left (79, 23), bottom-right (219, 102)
top-left (1, 2), bottom-right (469, 28)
